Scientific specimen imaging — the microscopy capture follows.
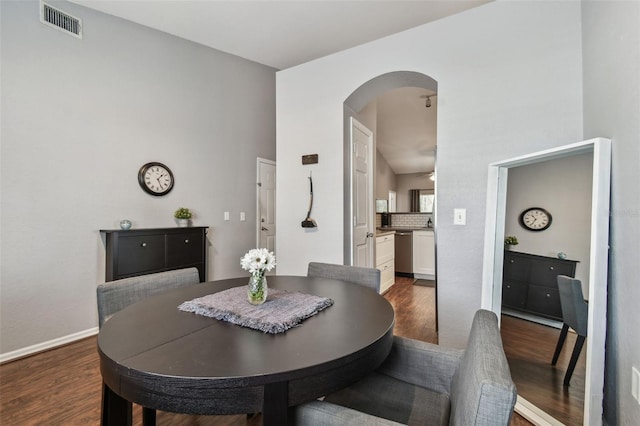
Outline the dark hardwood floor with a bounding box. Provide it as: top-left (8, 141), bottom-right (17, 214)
top-left (384, 276), bottom-right (438, 343)
top-left (501, 314), bottom-right (586, 426)
top-left (1, 276), bottom-right (533, 425)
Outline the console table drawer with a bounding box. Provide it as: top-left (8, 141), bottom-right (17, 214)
top-left (527, 285), bottom-right (562, 320)
top-left (502, 281), bottom-right (528, 310)
top-left (530, 259), bottom-right (576, 288)
top-left (504, 256), bottom-right (530, 281)
top-left (117, 234), bottom-right (165, 276)
top-left (167, 231), bottom-right (204, 267)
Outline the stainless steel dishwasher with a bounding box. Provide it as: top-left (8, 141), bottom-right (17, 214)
top-left (394, 230), bottom-right (413, 276)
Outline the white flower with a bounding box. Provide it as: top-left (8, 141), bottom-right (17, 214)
top-left (240, 248), bottom-right (277, 275)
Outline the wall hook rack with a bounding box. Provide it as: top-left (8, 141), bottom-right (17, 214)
top-left (301, 172), bottom-right (317, 228)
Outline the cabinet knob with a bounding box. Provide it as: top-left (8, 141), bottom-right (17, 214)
top-left (549, 266), bottom-right (554, 270)
top-left (141, 242), bottom-right (147, 248)
top-left (184, 239), bottom-right (189, 244)
top-left (510, 260), bottom-right (514, 264)
top-left (506, 284), bottom-right (511, 289)
top-left (546, 293), bottom-right (551, 298)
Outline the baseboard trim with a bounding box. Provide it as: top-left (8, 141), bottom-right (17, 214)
top-left (414, 273), bottom-right (435, 280)
top-left (502, 308), bottom-right (563, 329)
top-left (515, 395), bottom-right (565, 426)
top-left (0, 327), bottom-right (99, 364)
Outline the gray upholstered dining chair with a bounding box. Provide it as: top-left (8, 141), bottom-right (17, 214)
top-left (97, 267), bottom-right (200, 328)
top-left (293, 309), bottom-right (517, 426)
top-left (551, 275), bottom-right (588, 386)
top-left (97, 267), bottom-right (200, 426)
top-left (307, 262), bottom-right (381, 293)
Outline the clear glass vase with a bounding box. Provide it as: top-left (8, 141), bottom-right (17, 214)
top-left (247, 274), bottom-right (268, 305)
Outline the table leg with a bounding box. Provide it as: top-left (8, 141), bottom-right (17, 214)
top-left (262, 381), bottom-right (289, 426)
top-left (142, 406), bottom-right (156, 426)
top-left (101, 382), bottom-right (132, 426)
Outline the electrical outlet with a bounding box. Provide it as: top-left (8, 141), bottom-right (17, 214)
top-left (454, 208), bottom-right (466, 225)
top-left (632, 366), bottom-right (640, 404)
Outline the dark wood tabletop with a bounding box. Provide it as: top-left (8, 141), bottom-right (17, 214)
top-left (98, 275), bottom-right (395, 425)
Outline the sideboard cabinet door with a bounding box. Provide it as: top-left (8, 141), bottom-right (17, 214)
top-left (117, 234), bottom-right (165, 276)
top-left (166, 231), bottom-right (205, 268)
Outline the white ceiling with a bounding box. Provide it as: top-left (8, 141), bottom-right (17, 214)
top-left (374, 87), bottom-right (437, 175)
top-left (69, 0), bottom-right (488, 70)
top-left (68, 0), bottom-right (488, 174)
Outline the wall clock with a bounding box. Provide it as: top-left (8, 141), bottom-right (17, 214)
top-left (138, 162), bottom-right (174, 196)
top-left (519, 207), bottom-right (552, 231)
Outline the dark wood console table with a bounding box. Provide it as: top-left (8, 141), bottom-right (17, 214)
top-left (100, 227), bottom-right (207, 282)
top-left (502, 250), bottom-right (578, 321)
top-left (98, 275), bottom-right (395, 426)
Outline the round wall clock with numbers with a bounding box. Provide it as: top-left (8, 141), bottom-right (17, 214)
top-left (138, 162), bottom-right (174, 196)
top-left (519, 207), bottom-right (552, 232)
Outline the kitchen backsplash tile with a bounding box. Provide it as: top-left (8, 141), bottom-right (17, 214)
top-left (376, 213), bottom-right (433, 228)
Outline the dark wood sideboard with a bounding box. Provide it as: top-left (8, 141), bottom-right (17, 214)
top-left (100, 227), bottom-right (208, 282)
top-left (502, 250), bottom-right (578, 321)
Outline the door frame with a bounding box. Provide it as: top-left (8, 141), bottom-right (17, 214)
top-left (349, 117), bottom-right (374, 267)
top-left (256, 157), bottom-right (276, 249)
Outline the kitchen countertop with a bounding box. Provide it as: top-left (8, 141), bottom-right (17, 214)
top-left (376, 227), bottom-right (434, 236)
top-left (376, 229), bottom-right (396, 237)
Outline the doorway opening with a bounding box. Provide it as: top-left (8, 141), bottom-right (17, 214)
top-left (343, 70), bottom-right (439, 336)
top-left (257, 158), bottom-right (276, 264)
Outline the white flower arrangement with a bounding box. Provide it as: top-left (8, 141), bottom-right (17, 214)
top-left (240, 248), bottom-right (277, 276)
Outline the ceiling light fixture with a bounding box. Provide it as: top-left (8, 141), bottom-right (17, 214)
top-left (429, 171), bottom-right (435, 181)
top-left (420, 94), bottom-right (437, 108)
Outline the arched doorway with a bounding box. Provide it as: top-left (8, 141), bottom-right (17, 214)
top-left (343, 71), bottom-right (439, 335)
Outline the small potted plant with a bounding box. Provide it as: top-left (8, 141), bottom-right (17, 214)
top-left (174, 207), bottom-right (192, 227)
top-left (504, 235), bottom-right (518, 250)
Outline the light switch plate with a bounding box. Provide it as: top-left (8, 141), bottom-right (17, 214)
top-left (224, 211), bottom-right (230, 221)
top-left (454, 208), bottom-right (466, 225)
top-left (240, 212), bottom-right (246, 221)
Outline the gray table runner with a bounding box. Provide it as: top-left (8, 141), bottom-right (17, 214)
top-left (178, 286), bottom-right (334, 334)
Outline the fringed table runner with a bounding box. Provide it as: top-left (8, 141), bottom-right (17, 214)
top-left (178, 286), bottom-right (334, 334)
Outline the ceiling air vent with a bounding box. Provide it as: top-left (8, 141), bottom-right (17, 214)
top-left (40, 2), bottom-right (82, 39)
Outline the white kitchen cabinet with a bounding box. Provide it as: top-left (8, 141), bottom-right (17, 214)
top-left (376, 233), bottom-right (395, 293)
top-left (413, 230), bottom-right (435, 278)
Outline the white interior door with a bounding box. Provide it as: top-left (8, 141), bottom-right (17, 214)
top-left (257, 158), bottom-right (276, 255)
top-left (351, 117), bottom-right (373, 267)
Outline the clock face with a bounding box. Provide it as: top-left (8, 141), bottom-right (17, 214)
top-left (138, 162), bottom-right (174, 196)
top-left (519, 207), bottom-right (552, 232)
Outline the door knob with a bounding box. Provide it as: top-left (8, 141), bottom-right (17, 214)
top-left (366, 232), bottom-right (374, 238)
top-left (261, 227), bottom-right (269, 231)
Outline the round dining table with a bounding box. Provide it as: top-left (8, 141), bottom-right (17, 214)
top-left (98, 275), bottom-right (395, 426)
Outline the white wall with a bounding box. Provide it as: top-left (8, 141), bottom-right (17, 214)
top-left (276, 0), bottom-right (583, 346)
top-left (0, 1), bottom-right (276, 356)
top-left (375, 150), bottom-right (396, 202)
top-left (505, 153), bottom-right (593, 289)
top-left (581, 1), bottom-right (640, 423)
